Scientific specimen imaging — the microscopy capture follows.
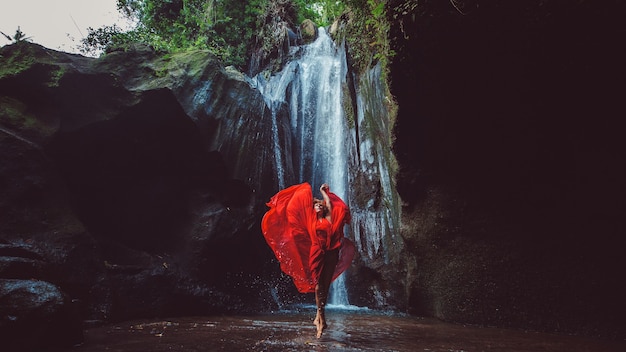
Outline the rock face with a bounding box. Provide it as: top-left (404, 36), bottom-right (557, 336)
top-left (389, 0), bottom-right (626, 339)
top-left (300, 19), bottom-right (318, 44)
top-left (0, 279), bottom-right (83, 350)
top-left (342, 61), bottom-right (404, 310)
top-left (0, 41), bottom-right (284, 349)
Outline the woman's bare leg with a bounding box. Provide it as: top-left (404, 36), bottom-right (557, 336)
top-left (314, 284), bottom-right (326, 338)
top-left (314, 249), bottom-right (339, 338)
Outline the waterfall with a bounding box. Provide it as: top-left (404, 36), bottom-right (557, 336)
top-left (252, 28), bottom-right (352, 306)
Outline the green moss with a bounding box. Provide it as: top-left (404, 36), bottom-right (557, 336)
top-left (47, 66), bottom-right (66, 87)
top-left (341, 82), bottom-right (355, 126)
top-left (340, 1), bottom-right (394, 82)
top-left (169, 50), bottom-right (215, 77)
top-left (1, 97), bottom-right (32, 128)
top-left (0, 96), bottom-right (53, 135)
top-left (0, 45), bottom-right (35, 79)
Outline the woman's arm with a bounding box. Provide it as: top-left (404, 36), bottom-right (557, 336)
top-left (320, 184), bottom-right (332, 220)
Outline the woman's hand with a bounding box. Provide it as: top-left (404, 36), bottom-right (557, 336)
top-left (320, 184), bottom-right (329, 193)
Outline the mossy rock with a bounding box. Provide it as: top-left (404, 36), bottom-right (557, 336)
top-left (300, 19), bottom-right (318, 44)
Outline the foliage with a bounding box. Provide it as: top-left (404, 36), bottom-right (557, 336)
top-left (80, 0), bottom-right (268, 68)
top-left (0, 26), bottom-right (33, 43)
top-left (78, 0), bottom-right (393, 71)
top-left (343, 0), bottom-right (394, 77)
top-left (79, 24), bottom-right (133, 57)
top-left (211, 0), bottom-right (268, 68)
top-left (0, 42), bottom-right (36, 79)
top-left (293, 0), bottom-right (346, 26)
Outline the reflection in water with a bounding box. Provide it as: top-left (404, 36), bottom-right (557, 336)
top-left (75, 309), bottom-right (625, 352)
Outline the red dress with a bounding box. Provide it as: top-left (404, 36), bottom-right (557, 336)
top-left (261, 183), bottom-right (355, 293)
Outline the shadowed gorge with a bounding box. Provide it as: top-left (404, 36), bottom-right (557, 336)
top-left (389, 0), bottom-right (626, 338)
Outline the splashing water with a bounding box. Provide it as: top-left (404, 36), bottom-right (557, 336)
top-left (252, 28), bottom-right (352, 306)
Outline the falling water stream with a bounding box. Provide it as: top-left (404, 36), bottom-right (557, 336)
top-left (252, 27), bottom-right (351, 306)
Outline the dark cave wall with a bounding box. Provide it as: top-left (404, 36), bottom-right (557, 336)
top-left (389, 0), bottom-right (626, 338)
top-left (0, 43), bottom-right (280, 331)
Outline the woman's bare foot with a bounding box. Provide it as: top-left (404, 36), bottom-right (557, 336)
top-left (315, 323), bottom-right (323, 338)
top-left (314, 311), bottom-right (326, 338)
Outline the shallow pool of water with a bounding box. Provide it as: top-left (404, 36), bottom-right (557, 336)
top-left (74, 308), bottom-right (625, 351)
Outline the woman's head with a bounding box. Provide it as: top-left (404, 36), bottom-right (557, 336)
top-left (313, 198), bottom-right (328, 216)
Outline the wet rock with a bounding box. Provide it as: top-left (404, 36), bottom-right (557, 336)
top-left (0, 256), bottom-right (46, 281)
top-left (0, 244), bottom-right (47, 281)
top-left (0, 39), bottom-right (280, 327)
top-left (0, 279), bottom-right (83, 351)
top-left (0, 243), bottom-right (44, 261)
top-left (300, 19), bottom-right (318, 44)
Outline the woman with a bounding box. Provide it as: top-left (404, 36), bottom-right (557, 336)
top-left (261, 182), bottom-right (355, 338)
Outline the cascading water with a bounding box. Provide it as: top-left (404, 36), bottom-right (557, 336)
top-left (252, 28), bottom-right (352, 306)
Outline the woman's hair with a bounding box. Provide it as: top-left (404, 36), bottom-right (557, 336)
top-left (313, 198), bottom-right (328, 216)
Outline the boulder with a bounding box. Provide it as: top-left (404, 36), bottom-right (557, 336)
top-left (0, 279), bottom-right (83, 351)
top-left (300, 19), bottom-right (318, 44)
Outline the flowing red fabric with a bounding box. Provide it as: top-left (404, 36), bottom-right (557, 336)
top-left (261, 182), bottom-right (355, 293)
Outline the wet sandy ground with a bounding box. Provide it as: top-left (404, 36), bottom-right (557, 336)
top-left (74, 309), bottom-right (625, 352)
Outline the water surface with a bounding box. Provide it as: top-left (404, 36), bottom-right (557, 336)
top-left (76, 309), bottom-right (625, 351)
